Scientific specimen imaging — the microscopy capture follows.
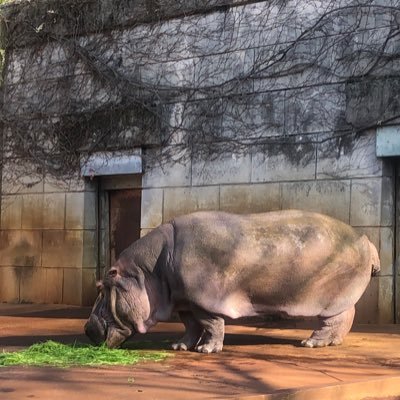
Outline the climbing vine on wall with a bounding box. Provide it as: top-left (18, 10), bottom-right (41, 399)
top-left (1, 0), bottom-right (400, 188)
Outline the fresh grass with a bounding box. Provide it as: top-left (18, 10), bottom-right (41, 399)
top-left (0, 340), bottom-right (170, 367)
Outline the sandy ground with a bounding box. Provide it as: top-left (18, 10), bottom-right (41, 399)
top-left (1, 304), bottom-right (400, 399)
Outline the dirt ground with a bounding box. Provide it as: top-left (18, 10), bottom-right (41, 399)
top-left (1, 304), bottom-right (400, 400)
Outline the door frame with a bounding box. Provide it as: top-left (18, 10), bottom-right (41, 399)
top-left (98, 174), bottom-right (142, 279)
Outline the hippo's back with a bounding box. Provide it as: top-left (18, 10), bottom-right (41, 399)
top-left (171, 209), bottom-right (359, 271)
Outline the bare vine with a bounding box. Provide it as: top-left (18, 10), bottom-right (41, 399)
top-left (1, 0), bottom-right (400, 189)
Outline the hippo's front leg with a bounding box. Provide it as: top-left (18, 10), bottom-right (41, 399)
top-left (172, 311), bottom-right (204, 351)
top-left (192, 308), bottom-right (225, 353)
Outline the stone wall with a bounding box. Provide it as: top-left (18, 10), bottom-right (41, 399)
top-left (0, 0), bottom-right (398, 321)
top-left (0, 175), bottom-right (98, 305)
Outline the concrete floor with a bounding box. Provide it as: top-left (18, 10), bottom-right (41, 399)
top-left (0, 304), bottom-right (400, 399)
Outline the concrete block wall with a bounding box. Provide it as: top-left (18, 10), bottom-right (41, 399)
top-left (0, 172), bottom-right (98, 305)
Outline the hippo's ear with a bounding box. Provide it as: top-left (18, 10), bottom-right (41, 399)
top-left (96, 281), bottom-right (104, 292)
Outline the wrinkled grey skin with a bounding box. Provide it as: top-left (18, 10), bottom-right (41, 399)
top-left (85, 210), bottom-right (380, 353)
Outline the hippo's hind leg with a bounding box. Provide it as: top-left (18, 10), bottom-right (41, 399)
top-left (191, 307), bottom-right (225, 353)
top-left (301, 306), bottom-right (355, 348)
top-left (172, 311), bottom-right (204, 351)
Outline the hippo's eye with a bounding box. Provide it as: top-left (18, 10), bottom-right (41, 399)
top-left (108, 268), bottom-right (118, 278)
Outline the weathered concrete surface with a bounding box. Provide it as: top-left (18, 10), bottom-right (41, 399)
top-left (0, 304), bottom-right (400, 399)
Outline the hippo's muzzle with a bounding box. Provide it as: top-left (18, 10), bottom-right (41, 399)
top-left (85, 288), bottom-right (134, 348)
top-left (85, 313), bottom-right (134, 348)
top-left (84, 314), bottom-right (107, 345)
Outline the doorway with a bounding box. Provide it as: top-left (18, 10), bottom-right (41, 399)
top-left (109, 188), bottom-right (141, 265)
top-left (98, 175), bottom-right (142, 277)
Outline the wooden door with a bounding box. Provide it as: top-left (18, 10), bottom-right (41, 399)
top-left (109, 189), bottom-right (141, 265)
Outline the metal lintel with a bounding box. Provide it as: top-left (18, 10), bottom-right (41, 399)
top-left (81, 150), bottom-right (142, 177)
top-left (377, 126), bottom-right (400, 157)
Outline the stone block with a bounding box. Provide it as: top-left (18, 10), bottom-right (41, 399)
top-left (251, 139), bottom-right (316, 183)
top-left (63, 268), bottom-right (82, 306)
top-left (42, 230), bottom-right (83, 268)
top-left (65, 193), bottom-right (84, 229)
top-left (21, 194), bottom-right (44, 229)
top-left (20, 267), bottom-right (47, 303)
top-left (281, 180), bottom-right (351, 223)
top-left (377, 276), bottom-right (394, 324)
top-left (7, 43), bottom-right (69, 85)
top-left (192, 152), bottom-right (251, 186)
top-left (66, 192), bottom-right (97, 230)
top-left (140, 57), bottom-right (196, 90)
top-left (379, 227), bottom-right (394, 276)
top-left (192, 49), bottom-right (253, 89)
top-left (317, 131), bottom-right (383, 179)
top-left (44, 174), bottom-right (86, 193)
top-left (22, 194), bottom-right (44, 229)
top-left (381, 177), bottom-right (394, 226)
top-left (82, 268), bottom-right (98, 306)
top-left (83, 230), bottom-right (97, 269)
top-left (22, 193), bottom-right (65, 230)
top-left (346, 77), bottom-right (400, 129)
top-left (220, 183), bottom-right (280, 214)
top-left (0, 267), bottom-right (20, 302)
top-left (350, 178), bottom-right (392, 226)
top-left (2, 161), bottom-right (44, 195)
top-left (179, 99), bottom-right (223, 142)
top-left (163, 186), bottom-right (219, 222)
top-left (0, 230), bottom-right (42, 267)
top-left (222, 92), bottom-right (284, 140)
top-left (43, 193), bottom-right (66, 229)
top-left (142, 147), bottom-right (191, 188)
top-left (285, 85), bottom-right (347, 135)
top-left (141, 189), bottom-right (163, 229)
top-left (1, 195), bottom-right (22, 229)
top-left (45, 268), bottom-right (63, 304)
top-left (355, 276), bottom-right (379, 324)
top-left (353, 227), bottom-right (379, 249)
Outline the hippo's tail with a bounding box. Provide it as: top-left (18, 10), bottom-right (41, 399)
top-left (367, 237), bottom-right (380, 276)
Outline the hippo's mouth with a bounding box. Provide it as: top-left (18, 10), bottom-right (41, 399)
top-left (85, 287), bottom-right (135, 348)
top-left (85, 315), bottom-right (134, 348)
top-left (106, 324), bottom-right (134, 348)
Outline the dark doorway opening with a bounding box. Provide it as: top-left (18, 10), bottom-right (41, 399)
top-left (109, 189), bottom-right (141, 265)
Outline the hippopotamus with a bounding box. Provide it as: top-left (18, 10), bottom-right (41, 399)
top-left (85, 210), bottom-right (380, 353)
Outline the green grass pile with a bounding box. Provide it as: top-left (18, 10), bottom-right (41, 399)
top-left (0, 340), bottom-right (169, 367)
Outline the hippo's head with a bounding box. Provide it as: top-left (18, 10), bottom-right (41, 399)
top-left (84, 264), bottom-right (152, 348)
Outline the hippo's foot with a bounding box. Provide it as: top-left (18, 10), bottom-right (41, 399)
top-left (301, 306), bottom-right (355, 348)
top-left (191, 307), bottom-right (225, 353)
top-left (172, 311), bottom-right (204, 351)
top-left (301, 337), bottom-right (343, 348)
top-left (195, 335), bottom-right (223, 353)
top-left (171, 333), bottom-right (203, 351)
top-left (171, 341), bottom-right (192, 351)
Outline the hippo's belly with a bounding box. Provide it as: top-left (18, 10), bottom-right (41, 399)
top-left (209, 290), bottom-right (326, 319)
